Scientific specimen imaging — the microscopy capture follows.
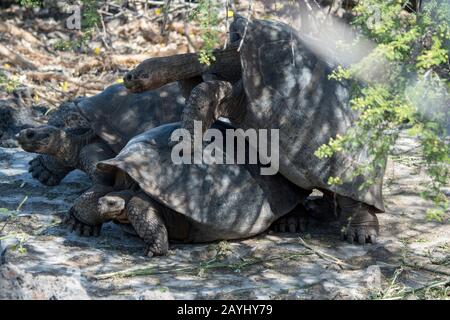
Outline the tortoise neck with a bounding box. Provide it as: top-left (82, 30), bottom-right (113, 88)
top-left (56, 128), bottom-right (96, 167)
top-left (126, 42), bottom-right (240, 91)
top-left (159, 42), bottom-right (241, 85)
top-left (148, 53), bottom-right (209, 89)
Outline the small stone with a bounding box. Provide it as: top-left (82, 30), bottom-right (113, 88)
top-left (365, 265), bottom-right (382, 292)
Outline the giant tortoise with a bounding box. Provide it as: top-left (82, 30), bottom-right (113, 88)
top-left (66, 121), bottom-right (308, 256)
top-left (123, 16), bottom-right (385, 244)
top-left (17, 83), bottom-right (185, 185)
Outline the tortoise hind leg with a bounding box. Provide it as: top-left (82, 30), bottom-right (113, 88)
top-left (127, 192), bottom-right (169, 257)
top-left (337, 195), bottom-right (379, 245)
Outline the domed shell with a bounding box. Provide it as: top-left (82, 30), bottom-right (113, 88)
top-left (97, 121), bottom-right (304, 241)
top-left (76, 83), bottom-right (185, 153)
top-left (232, 16), bottom-right (385, 212)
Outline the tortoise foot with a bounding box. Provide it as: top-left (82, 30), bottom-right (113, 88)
top-left (62, 210), bottom-right (101, 237)
top-left (340, 221), bottom-right (378, 245)
top-left (29, 156), bottom-right (64, 186)
top-left (271, 204), bottom-right (308, 233)
top-left (144, 243), bottom-right (168, 257)
top-left (304, 195), bottom-right (338, 221)
top-left (338, 199), bottom-right (379, 245)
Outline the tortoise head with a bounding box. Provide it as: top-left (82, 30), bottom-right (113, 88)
top-left (17, 125), bottom-right (67, 155)
top-left (98, 195), bottom-right (125, 217)
top-left (123, 58), bottom-right (174, 93)
top-left (123, 53), bottom-right (207, 93)
top-left (98, 190), bottom-right (134, 221)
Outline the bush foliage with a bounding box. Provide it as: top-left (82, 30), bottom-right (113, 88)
top-left (316, 0), bottom-right (449, 221)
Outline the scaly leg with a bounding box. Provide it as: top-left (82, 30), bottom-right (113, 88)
top-left (64, 184), bottom-right (114, 237)
top-left (127, 192), bottom-right (169, 257)
top-left (78, 142), bottom-right (116, 185)
top-left (29, 154), bottom-right (73, 186)
top-left (337, 195), bottom-right (379, 245)
top-left (181, 79), bottom-right (245, 136)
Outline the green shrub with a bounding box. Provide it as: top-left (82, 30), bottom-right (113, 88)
top-left (316, 0), bottom-right (449, 220)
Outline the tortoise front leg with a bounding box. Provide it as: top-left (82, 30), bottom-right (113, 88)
top-left (29, 154), bottom-right (74, 186)
top-left (78, 142), bottom-right (116, 185)
top-left (64, 184), bottom-right (114, 237)
top-left (181, 79), bottom-right (244, 136)
top-left (127, 192), bottom-right (169, 257)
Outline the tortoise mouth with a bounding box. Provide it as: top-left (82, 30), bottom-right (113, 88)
top-left (19, 142), bottom-right (47, 153)
top-left (97, 196), bottom-right (126, 218)
top-left (123, 76), bottom-right (149, 93)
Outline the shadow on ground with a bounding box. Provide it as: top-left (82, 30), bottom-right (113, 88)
top-left (0, 135), bottom-right (449, 299)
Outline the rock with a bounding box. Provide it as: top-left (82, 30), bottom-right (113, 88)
top-left (0, 263), bottom-right (89, 300)
top-left (0, 99), bottom-right (39, 148)
top-left (0, 263), bottom-right (43, 299)
top-left (365, 265), bottom-right (382, 293)
top-left (32, 272), bottom-right (90, 300)
top-left (138, 288), bottom-right (174, 300)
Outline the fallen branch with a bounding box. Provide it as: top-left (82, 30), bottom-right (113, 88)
top-left (0, 43), bottom-right (37, 70)
top-left (0, 22), bottom-right (42, 46)
top-left (26, 71), bottom-right (67, 83)
top-left (402, 258), bottom-right (450, 277)
top-left (298, 237), bottom-right (358, 270)
top-left (237, 0), bottom-right (253, 52)
top-left (93, 251), bottom-right (312, 280)
top-left (379, 278), bottom-right (450, 300)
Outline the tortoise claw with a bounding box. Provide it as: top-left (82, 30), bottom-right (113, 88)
top-left (271, 204), bottom-right (308, 234)
top-left (144, 247), bottom-right (155, 258)
top-left (29, 156), bottom-right (64, 186)
top-left (341, 224), bottom-right (379, 245)
top-left (144, 243), bottom-right (167, 257)
top-left (62, 211), bottom-right (102, 237)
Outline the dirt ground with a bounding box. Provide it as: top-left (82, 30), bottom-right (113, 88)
top-left (0, 1), bottom-right (449, 300)
top-left (0, 133), bottom-right (449, 299)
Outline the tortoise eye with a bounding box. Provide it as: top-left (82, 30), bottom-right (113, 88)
top-left (125, 73), bottom-right (133, 81)
top-left (107, 200), bottom-right (116, 207)
top-left (26, 131), bottom-right (35, 139)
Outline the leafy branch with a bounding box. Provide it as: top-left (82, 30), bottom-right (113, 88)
top-left (316, 0), bottom-right (450, 221)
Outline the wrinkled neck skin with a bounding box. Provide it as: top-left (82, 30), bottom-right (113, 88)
top-left (52, 129), bottom-right (96, 168)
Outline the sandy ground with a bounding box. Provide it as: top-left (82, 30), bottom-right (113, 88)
top-left (0, 134), bottom-right (448, 300)
top-left (0, 1), bottom-right (448, 300)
